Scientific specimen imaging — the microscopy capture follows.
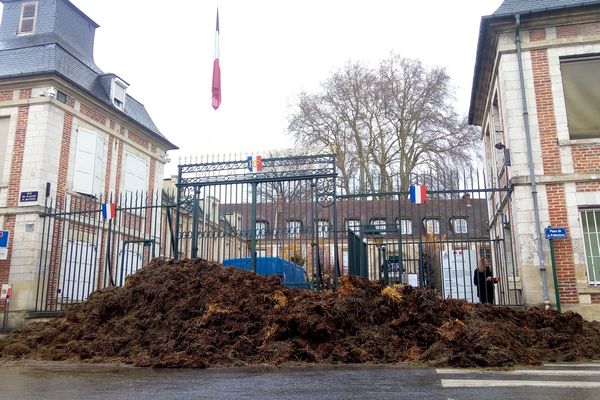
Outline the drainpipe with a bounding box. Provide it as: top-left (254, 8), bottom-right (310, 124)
top-left (515, 14), bottom-right (550, 308)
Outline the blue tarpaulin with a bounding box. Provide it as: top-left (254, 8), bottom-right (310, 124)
top-left (222, 257), bottom-right (309, 289)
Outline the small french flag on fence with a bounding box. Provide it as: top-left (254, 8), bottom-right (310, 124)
top-left (247, 155), bottom-right (263, 173)
top-left (101, 202), bottom-right (116, 220)
top-left (409, 184), bottom-right (427, 204)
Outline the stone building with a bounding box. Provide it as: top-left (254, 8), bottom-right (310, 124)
top-left (0, 0), bottom-right (177, 327)
top-left (470, 0), bottom-right (600, 319)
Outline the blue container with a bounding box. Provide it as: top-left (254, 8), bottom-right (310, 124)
top-left (222, 257), bottom-right (310, 289)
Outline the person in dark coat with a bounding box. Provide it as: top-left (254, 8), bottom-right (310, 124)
top-left (473, 257), bottom-right (496, 304)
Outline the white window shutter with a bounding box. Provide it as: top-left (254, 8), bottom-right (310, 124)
top-left (93, 135), bottom-right (105, 195)
top-left (73, 130), bottom-right (96, 195)
top-left (64, 241), bottom-right (96, 301)
top-left (124, 153), bottom-right (148, 195)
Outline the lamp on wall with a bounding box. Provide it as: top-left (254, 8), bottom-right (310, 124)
top-left (45, 86), bottom-right (57, 98)
top-left (495, 143), bottom-right (511, 166)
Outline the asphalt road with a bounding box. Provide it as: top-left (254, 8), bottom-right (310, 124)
top-left (0, 361), bottom-right (599, 399)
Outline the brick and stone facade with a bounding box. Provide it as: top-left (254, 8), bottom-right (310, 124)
top-left (470, 1), bottom-right (600, 320)
top-left (0, 0), bottom-right (177, 327)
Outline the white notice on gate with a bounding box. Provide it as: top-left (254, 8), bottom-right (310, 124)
top-left (440, 249), bottom-right (478, 302)
top-left (1, 283), bottom-right (11, 300)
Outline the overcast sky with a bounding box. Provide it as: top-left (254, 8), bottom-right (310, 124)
top-left (2, 0), bottom-right (501, 177)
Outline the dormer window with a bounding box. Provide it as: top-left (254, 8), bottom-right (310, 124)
top-left (111, 78), bottom-right (128, 110)
top-left (18, 2), bottom-right (38, 35)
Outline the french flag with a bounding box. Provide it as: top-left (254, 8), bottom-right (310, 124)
top-left (409, 184), bottom-right (427, 204)
top-left (101, 202), bottom-right (117, 220)
top-left (247, 155), bottom-right (263, 172)
top-left (211, 9), bottom-right (221, 110)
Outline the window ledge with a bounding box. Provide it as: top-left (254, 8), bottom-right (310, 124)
top-left (578, 286), bottom-right (600, 295)
top-left (558, 138), bottom-right (600, 146)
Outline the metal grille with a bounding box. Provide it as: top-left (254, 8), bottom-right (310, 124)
top-left (35, 191), bottom-right (182, 312)
top-left (581, 209), bottom-right (600, 285)
top-left (35, 155), bottom-right (521, 310)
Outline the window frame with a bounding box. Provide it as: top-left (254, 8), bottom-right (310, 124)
top-left (396, 218), bottom-right (412, 235)
top-left (17, 2), bottom-right (38, 35)
top-left (72, 129), bottom-right (104, 197)
top-left (111, 78), bottom-right (128, 110)
top-left (452, 217), bottom-right (468, 234)
top-left (370, 218), bottom-right (386, 235)
top-left (559, 56), bottom-right (600, 140)
top-left (255, 220), bottom-right (268, 239)
top-left (346, 219), bottom-right (360, 233)
top-left (581, 208), bottom-right (600, 285)
top-left (287, 219), bottom-right (302, 238)
top-left (317, 219), bottom-right (329, 238)
top-left (123, 152), bottom-right (149, 197)
top-left (424, 218), bottom-right (440, 235)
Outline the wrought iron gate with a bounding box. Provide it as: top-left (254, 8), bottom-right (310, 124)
top-left (175, 154), bottom-right (339, 290)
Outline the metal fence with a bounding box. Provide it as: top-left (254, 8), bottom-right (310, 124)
top-left (35, 191), bottom-right (201, 311)
top-left (35, 154), bottom-right (520, 311)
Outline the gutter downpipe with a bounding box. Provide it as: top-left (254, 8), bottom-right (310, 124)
top-left (515, 14), bottom-right (550, 308)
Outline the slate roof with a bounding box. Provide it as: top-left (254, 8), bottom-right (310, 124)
top-left (0, 0), bottom-right (177, 150)
top-left (493, 0), bottom-right (600, 16)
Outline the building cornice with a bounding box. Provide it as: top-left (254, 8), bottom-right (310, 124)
top-left (0, 75), bottom-right (176, 154)
top-left (511, 172), bottom-right (600, 186)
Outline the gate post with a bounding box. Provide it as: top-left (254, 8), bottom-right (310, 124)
top-left (250, 181), bottom-right (257, 273)
top-left (191, 186), bottom-right (200, 259)
top-left (174, 166), bottom-right (182, 260)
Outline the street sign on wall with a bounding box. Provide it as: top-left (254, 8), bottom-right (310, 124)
top-left (0, 230), bottom-right (9, 260)
top-left (545, 227), bottom-right (567, 240)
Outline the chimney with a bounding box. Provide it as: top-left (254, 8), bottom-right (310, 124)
top-left (462, 193), bottom-right (472, 207)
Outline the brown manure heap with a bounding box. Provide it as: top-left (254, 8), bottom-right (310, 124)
top-left (1, 258), bottom-right (599, 368)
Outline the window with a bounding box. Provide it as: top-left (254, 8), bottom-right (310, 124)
top-left (56, 90), bottom-right (67, 104)
top-left (256, 220), bottom-right (268, 239)
top-left (347, 219), bottom-right (360, 233)
top-left (371, 218), bottom-right (386, 235)
top-left (73, 129), bottom-right (104, 196)
top-left (396, 218), bottom-right (412, 235)
top-left (452, 218), bottom-right (468, 234)
top-left (317, 220), bottom-right (329, 238)
top-left (0, 118), bottom-right (9, 182)
top-left (111, 78), bottom-right (128, 110)
top-left (18, 2), bottom-right (38, 35)
top-left (424, 219), bottom-right (440, 235)
top-left (560, 57), bottom-right (600, 139)
top-left (287, 220), bottom-right (302, 238)
top-left (581, 209), bottom-right (600, 285)
top-left (123, 153), bottom-right (149, 196)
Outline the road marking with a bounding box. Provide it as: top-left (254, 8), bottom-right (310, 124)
top-left (437, 368), bottom-right (600, 376)
top-left (543, 363), bottom-right (600, 368)
top-left (441, 379), bottom-right (600, 388)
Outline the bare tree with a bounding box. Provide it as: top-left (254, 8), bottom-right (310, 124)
top-left (289, 54), bottom-right (480, 194)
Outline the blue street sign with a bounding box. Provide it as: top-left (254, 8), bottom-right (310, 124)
top-left (0, 230), bottom-right (9, 248)
top-left (545, 227), bottom-right (567, 240)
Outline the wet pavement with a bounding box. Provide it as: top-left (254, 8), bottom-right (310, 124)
top-left (1, 362), bottom-right (599, 400)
